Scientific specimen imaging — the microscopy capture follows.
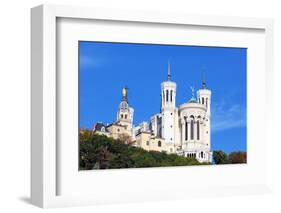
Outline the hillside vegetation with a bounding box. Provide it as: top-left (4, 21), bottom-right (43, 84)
top-left (79, 130), bottom-right (208, 170)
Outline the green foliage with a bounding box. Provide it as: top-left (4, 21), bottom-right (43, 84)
top-left (79, 130), bottom-right (207, 170)
top-left (213, 150), bottom-right (229, 164)
top-left (213, 150), bottom-right (247, 165)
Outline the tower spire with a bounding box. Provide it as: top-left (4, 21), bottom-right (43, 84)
top-left (202, 69), bottom-right (207, 89)
top-left (167, 60), bottom-right (171, 81)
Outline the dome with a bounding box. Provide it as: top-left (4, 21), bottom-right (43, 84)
top-left (188, 96), bottom-right (197, 103)
top-left (119, 101), bottom-right (129, 110)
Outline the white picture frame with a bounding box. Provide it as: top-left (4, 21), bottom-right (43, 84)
top-left (31, 4), bottom-right (274, 208)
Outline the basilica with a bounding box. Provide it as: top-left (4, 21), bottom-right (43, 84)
top-left (93, 64), bottom-right (212, 163)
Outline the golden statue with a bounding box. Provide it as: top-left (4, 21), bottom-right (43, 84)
top-left (122, 87), bottom-right (127, 97)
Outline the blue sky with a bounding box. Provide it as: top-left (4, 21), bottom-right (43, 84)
top-left (79, 41), bottom-right (247, 153)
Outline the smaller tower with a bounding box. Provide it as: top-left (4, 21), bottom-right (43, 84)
top-left (117, 87), bottom-right (134, 130)
top-left (197, 76), bottom-right (211, 150)
top-left (197, 75), bottom-right (211, 116)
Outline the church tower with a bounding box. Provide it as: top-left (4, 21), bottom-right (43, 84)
top-left (117, 87), bottom-right (134, 131)
top-left (197, 77), bottom-right (211, 149)
top-left (161, 62), bottom-right (177, 144)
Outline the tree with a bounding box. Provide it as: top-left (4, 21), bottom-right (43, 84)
top-left (213, 150), bottom-right (229, 164)
top-left (228, 152), bottom-right (247, 164)
top-left (118, 133), bottom-right (133, 145)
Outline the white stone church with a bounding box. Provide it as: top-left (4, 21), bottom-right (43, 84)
top-left (93, 63), bottom-right (212, 163)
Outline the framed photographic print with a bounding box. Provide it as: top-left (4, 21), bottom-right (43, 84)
top-left (78, 41), bottom-right (246, 170)
top-left (31, 4), bottom-right (274, 208)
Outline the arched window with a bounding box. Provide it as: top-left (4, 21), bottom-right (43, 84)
top-left (163, 91), bottom-right (165, 104)
top-left (166, 90), bottom-right (169, 102)
top-left (158, 141), bottom-right (162, 147)
top-left (125, 114), bottom-right (127, 119)
top-left (170, 90), bottom-right (173, 102)
top-left (197, 120), bottom-right (200, 140)
top-left (190, 116), bottom-right (194, 140)
top-left (121, 114), bottom-right (123, 119)
top-left (206, 98), bottom-right (208, 108)
top-left (202, 98), bottom-right (204, 105)
top-left (201, 152), bottom-right (203, 158)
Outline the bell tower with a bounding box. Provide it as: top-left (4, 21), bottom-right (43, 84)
top-left (161, 62), bottom-right (177, 144)
top-left (117, 87), bottom-right (134, 130)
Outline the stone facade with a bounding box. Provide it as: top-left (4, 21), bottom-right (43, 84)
top-left (93, 64), bottom-right (212, 163)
